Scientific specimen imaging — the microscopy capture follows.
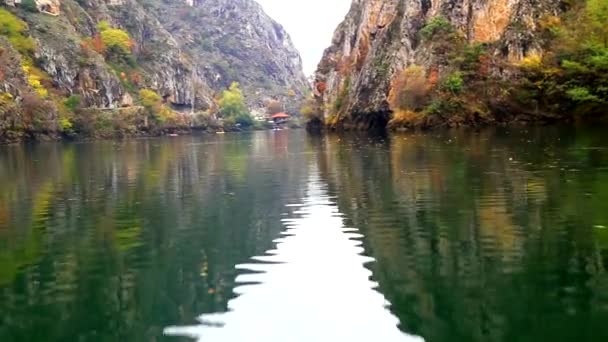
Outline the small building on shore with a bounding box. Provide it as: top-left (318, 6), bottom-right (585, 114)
top-left (270, 112), bottom-right (290, 125)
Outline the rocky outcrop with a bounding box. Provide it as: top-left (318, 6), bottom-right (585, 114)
top-left (146, 0), bottom-right (309, 112)
top-left (4, 0), bottom-right (60, 15)
top-left (314, 0), bottom-right (563, 129)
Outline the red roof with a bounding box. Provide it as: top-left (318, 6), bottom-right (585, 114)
top-left (271, 112), bottom-right (290, 119)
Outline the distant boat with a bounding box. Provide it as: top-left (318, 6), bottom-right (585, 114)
top-left (168, 133), bottom-right (179, 137)
top-left (216, 131), bottom-right (226, 134)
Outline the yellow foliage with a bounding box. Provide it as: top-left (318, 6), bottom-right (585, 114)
top-left (100, 28), bottom-right (133, 55)
top-left (157, 106), bottom-right (177, 123)
top-left (0, 9), bottom-right (36, 54)
top-left (388, 109), bottom-right (423, 127)
top-left (518, 54), bottom-right (543, 70)
top-left (539, 15), bottom-right (561, 31)
top-left (22, 64), bottom-right (48, 98)
top-left (1, 92), bottom-right (13, 102)
top-left (97, 21), bottom-right (111, 32)
top-left (218, 82), bottom-right (247, 118)
top-left (95, 21), bottom-right (133, 56)
top-left (389, 65), bottom-right (429, 111)
top-left (139, 88), bottom-right (176, 123)
top-left (139, 89), bottom-right (162, 108)
top-left (59, 117), bottom-right (73, 131)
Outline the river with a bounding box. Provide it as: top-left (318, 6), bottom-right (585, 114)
top-left (1, 128), bottom-right (608, 341)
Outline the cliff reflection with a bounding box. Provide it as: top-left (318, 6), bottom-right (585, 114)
top-left (313, 127), bottom-right (608, 342)
top-left (0, 132), bottom-right (310, 341)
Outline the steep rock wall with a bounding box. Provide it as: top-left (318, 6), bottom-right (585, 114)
top-left (314, 0), bottom-right (563, 129)
top-left (1, 0), bottom-right (307, 113)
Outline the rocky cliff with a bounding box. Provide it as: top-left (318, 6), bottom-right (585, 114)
top-left (313, 0), bottom-right (572, 130)
top-left (0, 0), bottom-right (307, 141)
top-left (148, 0), bottom-right (309, 112)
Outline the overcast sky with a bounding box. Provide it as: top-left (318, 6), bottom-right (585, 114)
top-left (255, 0), bottom-right (353, 76)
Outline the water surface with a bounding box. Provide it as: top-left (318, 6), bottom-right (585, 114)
top-left (1, 128), bottom-right (608, 341)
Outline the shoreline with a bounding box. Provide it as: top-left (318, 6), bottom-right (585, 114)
top-left (307, 110), bottom-right (608, 133)
top-left (0, 126), bottom-right (298, 145)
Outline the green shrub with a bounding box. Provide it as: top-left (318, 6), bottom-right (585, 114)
top-left (423, 98), bottom-right (463, 117)
top-left (420, 17), bottom-right (453, 40)
top-left (64, 95), bottom-right (82, 112)
top-left (223, 112), bottom-right (254, 128)
top-left (373, 56), bottom-right (390, 78)
top-left (20, 0), bottom-right (38, 13)
top-left (0, 9), bottom-right (36, 54)
top-left (234, 112), bottom-right (254, 127)
top-left (566, 87), bottom-right (602, 103)
top-left (441, 72), bottom-right (464, 94)
top-left (456, 44), bottom-right (487, 74)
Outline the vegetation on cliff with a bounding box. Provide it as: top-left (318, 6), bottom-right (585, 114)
top-left (388, 0), bottom-right (608, 128)
top-left (0, 0), bottom-right (307, 143)
top-left (311, 0), bottom-right (608, 131)
top-left (218, 82), bottom-right (255, 128)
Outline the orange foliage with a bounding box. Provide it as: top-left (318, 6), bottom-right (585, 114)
top-left (316, 81), bottom-right (327, 94)
top-left (92, 35), bottom-right (106, 54)
top-left (427, 68), bottom-right (439, 89)
top-left (336, 55), bottom-right (354, 77)
top-left (355, 32), bottom-right (370, 71)
top-left (478, 54), bottom-right (491, 77)
top-left (389, 65), bottom-right (430, 111)
top-left (80, 35), bottom-right (106, 56)
top-left (129, 71), bottom-right (142, 85)
top-left (388, 109), bottom-right (423, 128)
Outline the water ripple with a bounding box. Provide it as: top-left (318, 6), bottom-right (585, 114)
top-left (164, 174), bottom-right (424, 342)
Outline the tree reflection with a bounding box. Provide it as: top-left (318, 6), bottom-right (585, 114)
top-left (313, 127), bottom-right (608, 342)
top-left (0, 132), bottom-right (310, 341)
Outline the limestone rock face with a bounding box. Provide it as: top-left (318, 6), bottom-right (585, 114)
top-left (314, 0), bottom-right (563, 128)
top-left (146, 0), bottom-right (309, 111)
top-left (35, 0), bottom-right (61, 15)
top-left (1, 0), bottom-right (307, 112)
top-left (3, 0), bottom-right (61, 15)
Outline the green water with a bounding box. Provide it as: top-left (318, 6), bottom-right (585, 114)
top-left (1, 128), bottom-right (607, 341)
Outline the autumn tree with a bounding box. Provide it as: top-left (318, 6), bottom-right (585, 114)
top-left (139, 89), bottom-right (174, 123)
top-left (87, 21), bottom-right (134, 62)
top-left (266, 100), bottom-right (283, 115)
top-left (389, 65), bottom-right (429, 112)
top-left (218, 82), bottom-right (253, 126)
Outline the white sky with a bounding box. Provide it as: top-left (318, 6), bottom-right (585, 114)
top-left (255, 0), bottom-right (353, 76)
